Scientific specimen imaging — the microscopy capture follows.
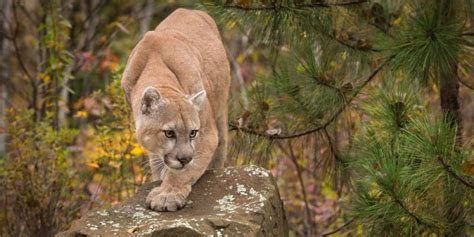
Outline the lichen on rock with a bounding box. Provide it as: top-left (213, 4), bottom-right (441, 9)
top-left (57, 166), bottom-right (288, 237)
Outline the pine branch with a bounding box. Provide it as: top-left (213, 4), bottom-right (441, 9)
top-left (221, 0), bottom-right (368, 11)
top-left (437, 156), bottom-right (474, 189)
top-left (325, 32), bottom-right (381, 52)
top-left (296, 0), bottom-right (369, 8)
top-left (393, 194), bottom-right (424, 225)
top-left (230, 59), bottom-right (389, 139)
top-left (388, 188), bottom-right (433, 227)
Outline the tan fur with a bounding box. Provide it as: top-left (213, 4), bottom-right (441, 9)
top-left (121, 8), bottom-right (230, 212)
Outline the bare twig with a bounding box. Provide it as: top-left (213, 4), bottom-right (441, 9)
top-left (287, 141), bottom-right (313, 236)
top-left (79, 0), bottom-right (107, 34)
top-left (16, 2), bottom-right (37, 25)
top-left (321, 218), bottom-right (355, 236)
top-left (322, 128), bottom-right (342, 163)
top-left (9, 2), bottom-right (38, 115)
top-left (230, 59), bottom-right (389, 139)
top-left (11, 3), bottom-right (34, 82)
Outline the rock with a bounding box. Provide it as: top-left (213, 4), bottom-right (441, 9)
top-left (57, 166), bottom-right (288, 237)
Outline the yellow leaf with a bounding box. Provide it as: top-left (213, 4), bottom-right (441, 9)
top-left (322, 180), bottom-right (338, 200)
top-left (86, 162), bottom-right (100, 169)
top-left (109, 62), bottom-right (118, 71)
top-left (341, 52), bottom-right (348, 60)
top-left (226, 20), bottom-right (237, 29)
top-left (357, 224), bottom-right (364, 235)
top-left (41, 75), bottom-right (51, 84)
top-left (393, 17), bottom-right (402, 26)
top-left (251, 52), bottom-right (259, 62)
top-left (368, 188), bottom-right (381, 198)
top-left (236, 54), bottom-right (245, 64)
top-left (75, 110), bottom-right (88, 118)
top-left (130, 145), bottom-right (144, 156)
top-left (296, 64), bottom-right (305, 73)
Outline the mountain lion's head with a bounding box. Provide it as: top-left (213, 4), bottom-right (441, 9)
top-left (135, 87), bottom-right (206, 170)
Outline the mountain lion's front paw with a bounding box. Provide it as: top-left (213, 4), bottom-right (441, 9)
top-left (146, 185), bottom-right (191, 212)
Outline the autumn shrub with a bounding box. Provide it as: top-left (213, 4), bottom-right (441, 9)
top-left (0, 110), bottom-right (83, 236)
top-left (79, 66), bottom-right (148, 207)
top-left (0, 0), bottom-right (188, 235)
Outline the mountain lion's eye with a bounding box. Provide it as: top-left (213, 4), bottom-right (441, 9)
top-left (164, 130), bottom-right (175, 138)
top-left (190, 130), bottom-right (198, 138)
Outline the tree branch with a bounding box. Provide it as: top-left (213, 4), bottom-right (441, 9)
top-left (230, 59), bottom-right (389, 139)
top-left (297, 0), bottom-right (369, 8)
top-left (221, 0), bottom-right (368, 11)
top-left (11, 4), bottom-right (34, 82)
top-left (458, 76), bottom-right (474, 90)
top-left (437, 156), bottom-right (474, 189)
top-left (392, 193), bottom-right (424, 225)
top-left (321, 218), bottom-right (354, 236)
top-left (9, 2), bottom-right (38, 112)
top-left (388, 186), bottom-right (433, 227)
top-left (322, 128), bottom-right (343, 163)
top-left (324, 32), bottom-right (381, 52)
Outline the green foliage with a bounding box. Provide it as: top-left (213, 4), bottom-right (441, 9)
top-left (1, 0), bottom-right (472, 236)
top-left (361, 78), bottom-right (419, 138)
top-left (349, 86), bottom-right (471, 235)
top-left (203, 0), bottom-right (322, 48)
top-left (205, 0), bottom-right (473, 235)
top-left (386, 1), bottom-right (465, 82)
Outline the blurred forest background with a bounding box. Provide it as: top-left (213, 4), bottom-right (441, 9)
top-left (0, 0), bottom-right (473, 236)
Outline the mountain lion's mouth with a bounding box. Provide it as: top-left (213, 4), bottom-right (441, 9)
top-left (164, 156), bottom-right (185, 170)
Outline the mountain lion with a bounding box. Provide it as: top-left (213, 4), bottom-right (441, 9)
top-left (121, 8), bottom-right (230, 211)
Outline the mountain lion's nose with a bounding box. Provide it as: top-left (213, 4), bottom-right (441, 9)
top-left (177, 156), bottom-right (192, 166)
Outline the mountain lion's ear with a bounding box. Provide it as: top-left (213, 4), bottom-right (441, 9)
top-left (141, 87), bottom-right (162, 114)
top-left (188, 90), bottom-right (206, 111)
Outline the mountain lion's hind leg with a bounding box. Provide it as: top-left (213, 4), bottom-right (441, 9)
top-left (209, 110), bottom-right (228, 169)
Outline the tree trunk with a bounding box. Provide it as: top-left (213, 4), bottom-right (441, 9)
top-left (439, 66), bottom-right (466, 237)
top-left (138, 0), bottom-right (154, 37)
top-left (0, 0), bottom-right (12, 155)
top-left (439, 66), bottom-right (462, 143)
top-left (438, 1), bottom-right (465, 236)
